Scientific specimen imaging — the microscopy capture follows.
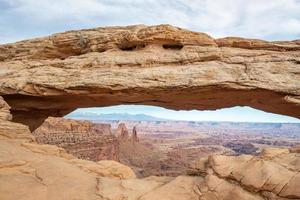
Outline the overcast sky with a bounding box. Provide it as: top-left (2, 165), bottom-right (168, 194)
top-left (1, 0), bottom-right (300, 44)
top-left (1, 0), bottom-right (300, 122)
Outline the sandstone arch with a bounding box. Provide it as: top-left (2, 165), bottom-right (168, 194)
top-left (0, 24), bottom-right (299, 130)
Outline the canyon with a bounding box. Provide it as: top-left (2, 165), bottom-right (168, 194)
top-left (0, 24), bottom-right (300, 199)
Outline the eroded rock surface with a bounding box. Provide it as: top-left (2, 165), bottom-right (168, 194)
top-left (0, 25), bottom-right (299, 130)
top-left (116, 123), bottom-right (129, 139)
top-left (36, 116), bottom-right (112, 134)
top-left (131, 126), bottom-right (139, 142)
top-left (33, 117), bottom-right (119, 161)
top-left (190, 147), bottom-right (300, 199)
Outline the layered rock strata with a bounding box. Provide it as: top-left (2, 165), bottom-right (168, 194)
top-left (0, 25), bottom-right (299, 130)
top-left (116, 123), bottom-right (129, 139)
top-left (116, 123), bottom-right (139, 142)
top-left (190, 147), bottom-right (300, 199)
top-left (131, 126), bottom-right (139, 142)
top-left (33, 117), bottom-right (119, 161)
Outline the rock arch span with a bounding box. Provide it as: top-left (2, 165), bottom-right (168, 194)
top-left (0, 24), bottom-right (299, 130)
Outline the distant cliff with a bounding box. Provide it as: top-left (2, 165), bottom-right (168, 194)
top-left (66, 112), bottom-right (167, 121)
top-left (33, 117), bottom-right (119, 161)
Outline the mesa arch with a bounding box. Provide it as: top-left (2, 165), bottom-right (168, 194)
top-left (0, 24), bottom-right (299, 131)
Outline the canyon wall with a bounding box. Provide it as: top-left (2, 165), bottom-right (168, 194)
top-left (33, 118), bottom-right (141, 164)
top-left (0, 25), bottom-right (299, 130)
top-left (34, 117), bottom-right (119, 161)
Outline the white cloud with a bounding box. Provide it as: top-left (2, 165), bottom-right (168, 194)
top-left (0, 0), bottom-right (300, 43)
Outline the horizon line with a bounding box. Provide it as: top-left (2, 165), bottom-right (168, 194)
top-left (66, 117), bottom-right (300, 124)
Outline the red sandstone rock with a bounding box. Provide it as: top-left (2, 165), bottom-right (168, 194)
top-left (116, 123), bottom-right (129, 139)
top-left (131, 126), bottom-right (139, 142)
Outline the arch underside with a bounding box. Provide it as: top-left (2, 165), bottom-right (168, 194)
top-left (3, 87), bottom-right (300, 131)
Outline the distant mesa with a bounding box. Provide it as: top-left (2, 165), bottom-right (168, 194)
top-left (66, 112), bottom-right (167, 121)
top-left (33, 118), bottom-right (141, 163)
top-left (33, 117), bottom-right (119, 161)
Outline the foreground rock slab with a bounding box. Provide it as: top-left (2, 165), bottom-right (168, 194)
top-left (191, 147), bottom-right (300, 199)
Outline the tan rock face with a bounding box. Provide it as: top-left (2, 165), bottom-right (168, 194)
top-left (0, 96), bottom-right (12, 121)
top-left (36, 116), bottom-right (112, 134)
top-left (33, 117), bottom-right (119, 161)
top-left (190, 148), bottom-right (300, 199)
top-left (0, 25), bottom-right (299, 130)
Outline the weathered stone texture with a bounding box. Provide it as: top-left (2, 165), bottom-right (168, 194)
top-left (33, 117), bottom-right (119, 161)
top-left (0, 25), bottom-right (299, 130)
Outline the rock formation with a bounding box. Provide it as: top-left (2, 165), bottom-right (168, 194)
top-left (36, 117), bottom-right (112, 134)
top-left (116, 123), bottom-right (129, 139)
top-left (131, 126), bottom-right (139, 142)
top-left (189, 147), bottom-right (300, 199)
top-left (0, 25), bottom-right (299, 131)
top-left (0, 25), bottom-right (299, 199)
top-left (33, 117), bottom-right (119, 161)
top-left (224, 142), bottom-right (259, 155)
top-left (116, 123), bottom-right (139, 142)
